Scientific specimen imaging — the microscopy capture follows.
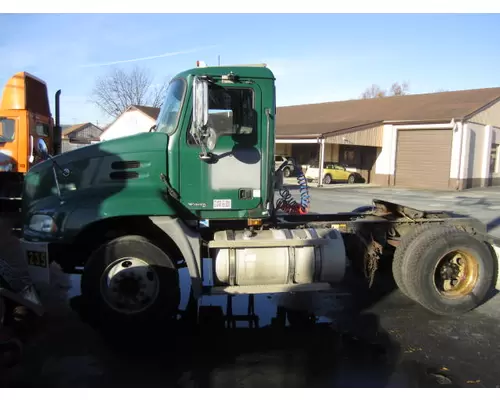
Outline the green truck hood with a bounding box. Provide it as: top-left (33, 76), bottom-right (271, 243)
top-left (23, 132), bottom-right (176, 236)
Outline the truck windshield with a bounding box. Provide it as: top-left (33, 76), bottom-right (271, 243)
top-left (156, 78), bottom-right (186, 136)
top-left (0, 117), bottom-right (15, 142)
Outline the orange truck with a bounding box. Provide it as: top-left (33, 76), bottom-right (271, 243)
top-left (0, 72), bottom-right (61, 231)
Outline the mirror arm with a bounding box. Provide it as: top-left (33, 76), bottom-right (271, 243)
top-left (51, 162), bottom-right (62, 198)
top-left (199, 151), bottom-right (218, 163)
top-left (44, 154), bottom-right (69, 177)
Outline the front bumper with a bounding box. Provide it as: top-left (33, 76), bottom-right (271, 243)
top-left (19, 239), bottom-right (51, 284)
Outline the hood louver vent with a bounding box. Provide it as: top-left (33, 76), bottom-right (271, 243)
top-left (111, 160), bottom-right (141, 170)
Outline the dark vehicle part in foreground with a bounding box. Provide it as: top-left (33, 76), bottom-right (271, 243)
top-left (19, 64), bottom-right (500, 331)
top-left (0, 224), bottom-right (44, 368)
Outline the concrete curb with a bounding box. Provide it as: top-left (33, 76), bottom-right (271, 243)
top-left (283, 178), bottom-right (380, 189)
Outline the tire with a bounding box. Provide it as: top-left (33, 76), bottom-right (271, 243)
top-left (80, 235), bottom-right (180, 329)
top-left (323, 174), bottom-right (332, 184)
top-left (0, 337), bottom-right (23, 369)
top-left (400, 226), bottom-right (496, 316)
top-left (392, 224), bottom-right (445, 298)
top-left (347, 174), bottom-right (356, 184)
top-left (283, 167), bottom-right (291, 178)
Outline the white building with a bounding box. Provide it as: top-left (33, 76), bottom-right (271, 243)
top-left (100, 105), bottom-right (159, 142)
top-left (276, 87), bottom-right (500, 190)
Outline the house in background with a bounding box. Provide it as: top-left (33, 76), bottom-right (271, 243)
top-left (61, 122), bottom-right (103, 153)
top-left (96, 87), bottom-right (500, 191)
top-left (99, 105), bottom-right (159, 142)
top-left (275, 87), bottom-right (500, 190)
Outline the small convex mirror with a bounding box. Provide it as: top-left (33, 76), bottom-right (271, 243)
top-left (37, 138), bottom-right (50, 160)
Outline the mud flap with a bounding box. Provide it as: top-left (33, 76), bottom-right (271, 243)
top-left (489, 243), bottom-right (500, 291)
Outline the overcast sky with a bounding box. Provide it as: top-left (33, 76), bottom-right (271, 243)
top-left (1, 13), bottom-right (500, 125)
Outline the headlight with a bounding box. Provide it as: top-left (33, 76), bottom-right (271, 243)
top-left (29, 214), bottom-right (57, 233)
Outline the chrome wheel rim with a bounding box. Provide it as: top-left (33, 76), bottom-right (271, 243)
top-left (100, 257), bottom-right (160, 315)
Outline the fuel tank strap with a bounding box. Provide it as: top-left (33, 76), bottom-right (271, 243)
top-left (208, 238), bottom-right (331, 249)
top-left (283, 229), bottom-right (296, 284)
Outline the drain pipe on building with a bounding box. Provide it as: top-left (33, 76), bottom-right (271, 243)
top-left (453, 118), bottom-right (464, 191)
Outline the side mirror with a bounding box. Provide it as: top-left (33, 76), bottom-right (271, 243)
top-left (192, 76), bottom-right (219, 159)
top-left (37, 138), bottom-right (50, 160)
top-left (192, 76), bottom-right (208, 133)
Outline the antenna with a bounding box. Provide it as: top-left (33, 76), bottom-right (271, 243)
top-left (218, 55), bottom-right (221, 66)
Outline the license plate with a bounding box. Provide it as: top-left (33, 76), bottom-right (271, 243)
top-left (26, 250), bottom-right (48, 268)
top-left (19, 240), bottom-right (49, 269)
top-left (20, 239), bottom-right (50, 284)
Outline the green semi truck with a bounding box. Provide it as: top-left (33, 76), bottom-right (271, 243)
top-left (18, 63), bottom-right (500, 329)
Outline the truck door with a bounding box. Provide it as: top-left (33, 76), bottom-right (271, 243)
top-left (180, 81), bottom-right (263, 214)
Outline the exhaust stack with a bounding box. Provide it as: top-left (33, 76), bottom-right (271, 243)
top-left (53, 90), bottom-right (61, 155)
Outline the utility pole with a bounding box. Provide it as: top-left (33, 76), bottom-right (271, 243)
top-left (218, 55), bottom-right (221, 66)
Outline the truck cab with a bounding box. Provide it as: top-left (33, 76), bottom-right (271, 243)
top-left (20, 64), bottom-right (284, 324)
top-left (0, 72), bottom-right (61, 231)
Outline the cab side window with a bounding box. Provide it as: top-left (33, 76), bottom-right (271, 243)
top-left (208, 87), bottom-right (254, 136)
top-left (36, 123), bottom-right (50, 137)
top-left (188, 85), bottom-right (255, 146)
top-left (0, 117), bottom-right (15, 142)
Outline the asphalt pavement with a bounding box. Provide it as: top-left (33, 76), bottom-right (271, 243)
top-left (2, 184), bottom-right (500, 387)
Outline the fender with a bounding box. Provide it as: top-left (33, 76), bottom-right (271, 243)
top-left (60, 192), bottom-right (178, 241)
top-left (149, 216), bottom-right (203, 299)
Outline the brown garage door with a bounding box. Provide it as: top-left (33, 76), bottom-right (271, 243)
top-left (395, 129), bottom-right (453, 189)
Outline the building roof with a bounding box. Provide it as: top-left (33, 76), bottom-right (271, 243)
top-left (100, 105), bottom-right (160, 136)
top-left (276, 86), bottom-right (500, 139)
top-left (133, 105), bottom-right (160, 120)
top-left (62, 123), bottom-right (89, 137)
top-left (61, 122), bottom-right (103, 141)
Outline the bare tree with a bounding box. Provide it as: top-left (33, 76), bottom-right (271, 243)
top-left (90, 66), bottom-right (169, 118)
top-left (389, 81), bottom-right (410, 96)
top-left (361, 84), bottom-right (387, 99)
top-left (361, 81), bottom-right (410, 99)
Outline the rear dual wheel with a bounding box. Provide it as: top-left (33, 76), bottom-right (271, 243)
top-left (392, 225), bottom-right (497, 316)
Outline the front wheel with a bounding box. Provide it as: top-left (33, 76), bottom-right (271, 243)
top-left (283, 167), bottom-right (291, 178)
top-left (347, 174), bottom-right (356, 184)
top-left (80, 235), bottom-right (180, 329)
top-left (323, 174), bottom-right (332, 184)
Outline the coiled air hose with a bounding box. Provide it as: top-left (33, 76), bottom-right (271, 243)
top-left (275, 169), bottom-right (311, 215)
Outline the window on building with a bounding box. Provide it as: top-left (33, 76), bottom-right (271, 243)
top-left (490, 143), bottom-right (500, 174)
top-left (339, 145), bottom-right (359, 167)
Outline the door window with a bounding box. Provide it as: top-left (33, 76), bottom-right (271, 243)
top-left (188, 86), bottom-right (255, 145)
top-left (0, 117), bottom-right (15, 142)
